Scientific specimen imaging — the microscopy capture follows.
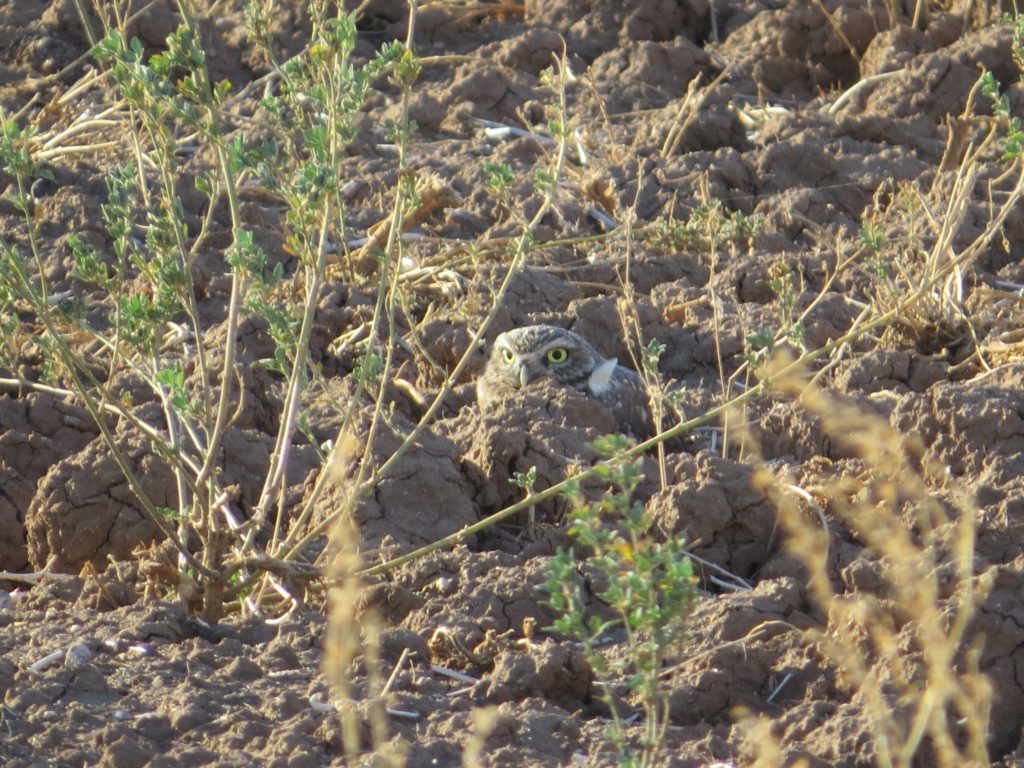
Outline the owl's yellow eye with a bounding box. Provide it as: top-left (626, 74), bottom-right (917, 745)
top-left (501, 348), bottom-right (515, 364)
top-left (546, 348), bottom-right (569, 364)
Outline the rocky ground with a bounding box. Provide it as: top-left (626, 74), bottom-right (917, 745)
top-left (1, 0), bottom-right (1024, 766)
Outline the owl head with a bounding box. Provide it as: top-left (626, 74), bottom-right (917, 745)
top-left (476, 325), bottom-right (619, 405)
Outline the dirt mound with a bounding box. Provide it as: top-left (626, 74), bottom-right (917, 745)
top-left (0, 392), bottom-right (97, 570)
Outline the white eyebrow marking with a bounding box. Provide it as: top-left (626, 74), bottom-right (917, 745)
top-left (588, 358), bottom-right (617, 394)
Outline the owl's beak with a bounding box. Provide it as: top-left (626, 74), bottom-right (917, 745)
top-left (518, 365), bottom-right (530, 388)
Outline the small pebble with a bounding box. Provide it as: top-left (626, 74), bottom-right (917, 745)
top-left (65, 643), bottom-right (94, 669)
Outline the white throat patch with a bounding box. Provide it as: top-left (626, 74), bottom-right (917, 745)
top-left (588, 358), bottom-right (618, 395)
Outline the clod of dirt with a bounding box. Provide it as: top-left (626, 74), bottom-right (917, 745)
top-left (748, 120), bottom-right (930, 236)
top-left (650, 453), bottom-right (778, 578)
top-left (491, 27), bottom-right (566, 76)
top-left (974, 460), bottom-right (1024, 566)
top-left (855, 24), bottom-right (1018, 124)
top-left (833, 349), bottom-right (949, 394)
top-left (859, 24), bottom-right (931, 78)
top-left (639, 82), bottom-right (748, 153)
top-left (444, 383), bottom-right (617, 516)
top-left (358, 583), bottom-right (424, 626)
top-left (891, 381), bottom-right (1024, 476)
top-left (0, 392), bottom-right (98, 571)
top-left (670, 578), bottom-right (811, 722)
top-left (567, 293), bottom-right (699, 380)
top-left (377, 626), bottom-right (431, 665)
top-left (24, 410), bottom-right (310, 572)
top-left (417, 699), bottom-right (583, 767)
top-left (526, 0), bottom-right (710, 62)
top-left (403, 553), bottom-right (558, 669)
top-left (713, 2), bottom-right (882, 100)
top-left (412, 318), bottom-right (489, 390)
top-left (969, 562), bottom-right (1024, 755)
top-left (754, 398), bottom-right (848, 462)
top-left (314, 408), bottom-right (478, 551)
top-left (441, 63), bottom-right (540, 125)
top-left (590, 37), bottom-right (716, 107)
top-left (754, 699), bottom-right (877, 767)
top-left (481, 640), bottom-right (593, 709)
top-left (194, 315), bottom-right (291, 435)
top-left (25, 430), bottom-right (173, 573)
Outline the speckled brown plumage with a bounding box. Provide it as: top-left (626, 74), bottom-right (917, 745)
top-left (476, 325), bottom-right (652, 438)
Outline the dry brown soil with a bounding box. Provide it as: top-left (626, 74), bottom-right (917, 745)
top-left (2, 0), bottom-right (1024, 766)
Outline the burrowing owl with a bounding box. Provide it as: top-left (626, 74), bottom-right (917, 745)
top-left (476, 325), bottom-right (652, 437)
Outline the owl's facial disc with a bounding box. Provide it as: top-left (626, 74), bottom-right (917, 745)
top-left (491, 327), bottom-right (592, 392)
